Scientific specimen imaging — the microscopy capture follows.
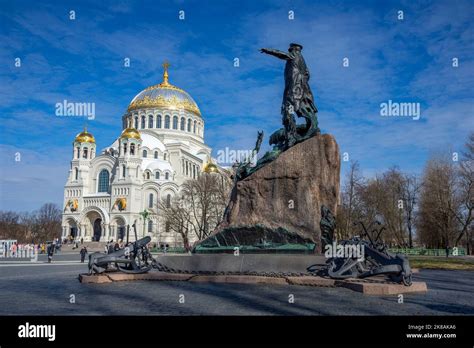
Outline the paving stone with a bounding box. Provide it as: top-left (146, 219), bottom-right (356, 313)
top-left (189, 275), bottom-right (288, 285)
top-left (337, 280), bottom-right (428, 295)
top-left (79, 274), bottom-right (112, 283)
top-left (106, 272), bottom-right (193, 282)
top-left (286, 276), bottom-right (336, 287)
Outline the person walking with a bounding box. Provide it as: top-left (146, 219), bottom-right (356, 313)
top-left (47, 243), bottom-right (55, 263)
top-left (80, 246), bottom-right (88, 263)
top-left (108, 241), bottom-right (114, 254)
top-left (11, 243), bottom-right (17, 257)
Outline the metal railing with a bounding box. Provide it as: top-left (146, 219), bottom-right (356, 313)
top-left (389, 247), bottom-right (467, 256)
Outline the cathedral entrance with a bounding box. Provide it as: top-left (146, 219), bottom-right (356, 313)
top-left (112, 216), bottom-right (126, 242)
top-left (118, 226), bottom-right (125, 241)
top-left (93, 218), bottom-right (102, 241)
top-left (70, 227), bottom-right (77, 238)
top-left (65, 218), bottom-right (78, 241)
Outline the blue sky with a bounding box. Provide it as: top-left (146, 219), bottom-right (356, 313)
top-left (0, 0), bottom-right (473, 212)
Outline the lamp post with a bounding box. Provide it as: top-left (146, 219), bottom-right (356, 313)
top-left (139, 209), bottom-right (150, 239)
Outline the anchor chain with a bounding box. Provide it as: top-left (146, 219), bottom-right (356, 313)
top-left (149, 255), bottom-right (321, 278)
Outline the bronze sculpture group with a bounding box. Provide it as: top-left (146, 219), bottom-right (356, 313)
top-left (235, 43), bottom-right (320, 180)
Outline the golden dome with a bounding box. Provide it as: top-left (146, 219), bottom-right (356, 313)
top-left (120, 127), bottom-right (141, 140)
top-left (127, 61), bottom-right (201, 116)
top-left (203, 157), bottom-right (219, 174)
top-left (74, 128), bottom-right (95, 144)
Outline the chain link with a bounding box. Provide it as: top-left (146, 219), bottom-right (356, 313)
top-left (150, 257), bottom-right (319, 278)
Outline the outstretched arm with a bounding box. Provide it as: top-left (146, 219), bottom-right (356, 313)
top-left (260, 48), bottom-right (291, 60)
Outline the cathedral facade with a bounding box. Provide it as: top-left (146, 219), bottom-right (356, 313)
top-left (61, 64), bottom-right (215, 246)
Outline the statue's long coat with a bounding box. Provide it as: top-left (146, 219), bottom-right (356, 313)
top-left (282, 51), bottom-right (318, 116)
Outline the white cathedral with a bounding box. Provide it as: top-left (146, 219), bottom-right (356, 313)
top-left (61, 63), bottom-right (218, 246)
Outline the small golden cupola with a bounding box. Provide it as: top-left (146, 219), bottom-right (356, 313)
top-left (120, 127), bottom-right (141, 140)
top-left (74, 127), bottom-right (95, 144)
top-left (203, 156), bottom-right (219, 174)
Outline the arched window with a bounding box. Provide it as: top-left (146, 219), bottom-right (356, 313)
top-left (193, 120), bottom-right (197, 133)
top-left (180, 117), bottom-right (185, 130)
top-left (146, 171), bottom-right (151, 179)
top-left (187, 119), bottom-right (191, 132)
top-left (165, 172), bottom-right (169, 180)
top-left (83, 147), bottom-right (88, 159)
top-left (123, 143), bottom-right (127, 154)
top-left (134, 116), bottom-right (138, 129)
top-left (164, 153), bottom-right (167, 161)
top-left (76, 147), bottom-right (80, 159)
top-left (98, 169), bottom-right (110, 193)
top-left (157, 115), bottom-right (162, 128)
top-left (165, 115), bottom-right (170, 129)
top-left (148, 220), bottom-right (153, 232)
top-left (143, 150), bottom-right (147, 158)
top-left (155, 171), bottom-right (160, 179)
top-left (130, 143), bottom-right (135, 155)
top-left (148, 193), bottom-right (154, 208)
top-left (74, 168), bottom-right (78, 180)
top-left (148, 115), bottom-right (154, 128)
top-left (122, 165), bottom-right (126, 178)
top-left (173, 116), bottom-right (178, 129)
top-left (154, 151), bottom-right (158, 159)
top-left (166, 194), bottom-right (171, 208)
top-left (141, 115), bottom-right (146, 129)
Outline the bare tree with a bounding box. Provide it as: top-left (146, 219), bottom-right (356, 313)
top-left (181, 172), bottom-right (231, 241)
top-left (0, 211), bottom-right (22, 241)
top-left (0, 203), bottom-right (61, 243)
top-left (33, 203), bottom-right (62, 242)
top-left (400, 174), bottom-right (422, 248)
top-left (453, 132), bottom-right (474, 253)
top-left (336, 161), bottom-right (364, 240)
top-left (417, 155), bottom-right (459, 248)
top-left (158, 171), bottom-right (232, 248)
top-left (158, 196), bottom-right (193, 251)
top-left (354, 168), bottom-right (408, 247)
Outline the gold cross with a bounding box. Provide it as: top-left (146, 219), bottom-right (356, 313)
top-left (162, 61), bottom-right (170, 84)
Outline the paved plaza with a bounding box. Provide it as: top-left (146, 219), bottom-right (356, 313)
top-left (0, 253), bottom-right (473, 316)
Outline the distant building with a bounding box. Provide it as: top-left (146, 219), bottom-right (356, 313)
top-left (62, 63), bottom-right (214, 246)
